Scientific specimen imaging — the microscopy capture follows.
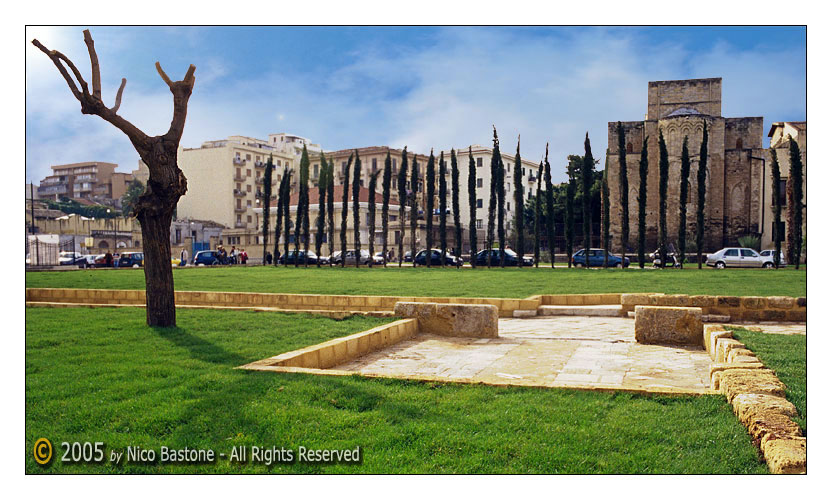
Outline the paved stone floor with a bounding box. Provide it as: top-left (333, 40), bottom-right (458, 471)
top-left (336, 317), bottom-right (713, 393)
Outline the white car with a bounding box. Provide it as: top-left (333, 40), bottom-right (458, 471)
top-left (706, 247), bottom-right (775, 269)
top-left (760, 249), bottom-right (787, 266)
top-left (59, 251), bottom-right (82, 265)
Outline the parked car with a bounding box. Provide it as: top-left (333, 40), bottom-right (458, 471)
top-left (318, 254), bottom-right (331, 265)
top-left (760, 249), bottom-right (787, 266)
top-left (118, 252), bottom-right (144, 268)
top-left (403, 251), bottom-right (413, 263)
top-left (194, 250), bottom-right (221, 266)
top-left (373, 252), bottom-right (386, 265)
top-left (77, 255), bottom-right (97, 268)
top-left (413, 249), bottom-right (461, 267)
top-left (93, 254), bottom-right (110, 267)
top-left (59, 251), bottom-right (83, 265)
top-left (706, 247), bottom-right (774, 269)
top-left (279, 250), bottom-right (319, 265)
top-left (572, 249), bottom-right (630, 268)
top-left (473, 248), bottom-right (534, 267)
top-left (332, 249), bottom-right (370, 266)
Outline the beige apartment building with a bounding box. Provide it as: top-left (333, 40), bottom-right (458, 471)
top-left (37, 161), bottom-right (133, 206)
top-left (760, 121), bottom-right (806, 251)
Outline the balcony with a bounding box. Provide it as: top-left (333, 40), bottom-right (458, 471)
top-left (235, 206), bottom-right (247, 213)
top-left (233, 189), bottom-right (245, 197)
top-left (255, 177), bottom-right (264, 184)
top-left (234, 174), bottom-right (246, 182)
top-left (233, 158), bottom-right (246, 166)
top-left (254, 160), bottom-right (265, 168)
top-left (234, 221), bottom-right (247, 228)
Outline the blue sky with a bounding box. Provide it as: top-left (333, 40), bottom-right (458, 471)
top-left (26, 26), bottom-right (806, 185)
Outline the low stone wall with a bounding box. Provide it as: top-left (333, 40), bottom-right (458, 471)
top-left (243, 319), bottom-right (419, 370)
top-left (634, 306), bottom-right (703, 345)
top-left (622, 293), bottom-right (806, 322)
top-left (539, 293), bottom-right (621, 306)
top-left (393, 302), bottom-right (499, 338)
top-left (703, 324), bottom-right (805, 474)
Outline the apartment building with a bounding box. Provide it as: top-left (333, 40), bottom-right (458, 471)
top-left (37, 161), bottom-right (133, 206)
top-left (760, 121), bottom-right (806, 251)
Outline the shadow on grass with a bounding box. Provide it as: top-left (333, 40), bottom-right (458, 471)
top-left (151, 326), bottom-right (248, 366)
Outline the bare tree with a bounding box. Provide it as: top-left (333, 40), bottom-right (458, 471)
top-left (32, 30), bottom-right (196, 327)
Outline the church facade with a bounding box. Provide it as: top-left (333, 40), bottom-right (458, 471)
top-left (606, 77), bottom-right (769, 254)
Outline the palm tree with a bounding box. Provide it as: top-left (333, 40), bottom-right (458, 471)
top-left (397, 147), bottom-right (408, 266)
top-left (438, 151), bottom-right (447, 267)
top-left (381, 150), bottom-right (392, 267)
top-left (425, 149), bottom-right (435, 268)
top-left (468, 146), bottom-right (478, 268)
top-left (340, 154), bottom-right (353, 268)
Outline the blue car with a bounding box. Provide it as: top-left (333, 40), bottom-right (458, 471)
top-left (194, 250), bottom-right (221, 266)
top-left (571, 248), bottom-right (630, 268)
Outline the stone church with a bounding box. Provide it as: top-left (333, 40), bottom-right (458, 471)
top-left (606, 77), bottom-right (771, 253)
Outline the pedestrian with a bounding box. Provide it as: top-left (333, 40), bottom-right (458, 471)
top-left (105, 251), bottom-right (113, 267)
top-left (180, 248), bottom-right (188, 267)
top-left (230, 246), bottom-right (237, 265)
top-left (265, 251), bottom-right (272, 265)
top-left (241, 249), bottom-right (248, 265)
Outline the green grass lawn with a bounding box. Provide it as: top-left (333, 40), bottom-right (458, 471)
top-left (730, 328), bottom-right (807, 434)
top-left (26, 307), bottom-right (769, 474)
top-left (26, 266), bottom-right (806, 298)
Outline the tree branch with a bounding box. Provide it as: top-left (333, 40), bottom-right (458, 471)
top-left (83, 29), bottom-right (101, 99)
top-left (111, 78), bottom-right (126, 113)
top-left (156, 62), bottom-right (174, 88)
top-left (31, 39), bottom-right (82, 100)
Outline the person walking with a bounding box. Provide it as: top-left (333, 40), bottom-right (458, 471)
top-left (241, 249), bottom-right (248, 265)
top-left (265, 251), bottom-right (272, 265)
top-left (230, 246), bottom-right (237, 265)
top-left (105, 251), bottom-right (113, 267)
top-left (180, 248), bottom-right (188, 267)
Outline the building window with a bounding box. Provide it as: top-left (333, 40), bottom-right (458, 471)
top-left (627, 142), bottom-right (633, 154)
top-left (247, 215), bottom-right (252, 223)
top-left (507, 203), bottom-right (511, 211)
top-left (247, 200), bottom-right (252, 207)
top-left (313, 164), bottom-right (319, 177)
top-left (247, 185), bottom-right (251, 192)
top-left (778, 180), bottom-right (787, 206)
top-left (246, 154), bottom-right (252, 161)
top-left (246, 169), bottom-right (251, 177)
top-left (476, 219), bottom-right (483, 229)
top-left (477, 157), bottom-right (483, 167)
top-left (736, 138), bottom-right (743, 150)
top-left (477, 178), bottom-right (483, 188)
top-left (256, 155), bottom-right (261, 162)
top-left (372, 158), bottom-right (378, 170)
top-left (476, 199), bottom-right (483, 208)
top-left (392, 159), bottom-right (397, 172)
top-left (174, 229), bottom-right (181, 244)
top-left (236, 168), bottom-right (241, 178)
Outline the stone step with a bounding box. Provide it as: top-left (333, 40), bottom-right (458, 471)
top-left (537, 305), bottom-right (626, 317)
top-left (627, 310), bottom-right (732, 323)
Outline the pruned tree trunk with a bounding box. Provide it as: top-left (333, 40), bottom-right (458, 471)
top-left (32, 29), bottom-right (195, 327)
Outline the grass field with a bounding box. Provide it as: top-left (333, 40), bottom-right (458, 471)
top-left (731, 328), bottom-right (807, 433)
top-left (25, 266), bottom-right (807, 298)
top-left (26, 307), bottom-right (770, 474)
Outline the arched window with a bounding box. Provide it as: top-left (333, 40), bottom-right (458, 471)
top-left (626, 142), bottom-right (633, 154)
top-left (736, 138), bottom-right (743, 150)
top-left (98, 240), bottom-right (109, 249)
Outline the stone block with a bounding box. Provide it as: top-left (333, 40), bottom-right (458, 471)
top-left (657, 294), bottom-right (690, 307)
top-left (633, 306), bottom-right (703, 345)
top-left (513, 309), bottom-right (537, 318)
top-left (716, 338), bottom-right (744, 364)
top-left (785, 309), bottom-right (807, 322)
top-left (762, 436), bottom-right (806, 474)
top-left (393, 302), bottom-right (498, 338)
top-left (767, 296), bottom-right (796, 309)
top-left (747, 412), bottom-right (802, 442)
top-left (717, 296), bottom-right (741, 307)
top-left (741, 296), bottom-right (767, 310)
top-left (731, 393), bottom-right (798, 427)
top-left (727, 348), bottom-right (755, 363)
top-left (621, 293), bottom-right (652, 307)
top-left (718, 368), bottom-right (787, 403)
top-left (689, 295), bottom-right (717, 308)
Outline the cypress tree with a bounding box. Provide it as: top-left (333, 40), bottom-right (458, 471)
top-left (770, 148), bottom-right (782, 269)
top-left (368, 170), bottom-right (379, 268)
top-left (788, 135), bottom-right (804, 269)
top-left (282, 169), bottom-right (292, 267)
top-left (272, 169), bottom-right (288, 267)
top-left (340, 154), bottom-right (353, 268)
top-left (327, 156), bottom-right (335, 266)
top-left (468, 146), bottom-right (478, 268)
top-left (696, 122), bottom-right (709, 269)
top-left (581, 133), bottom-right (594, 268)
top-left (261, 154), bottom-right (274, 265)
top-left (658, 130), bottom-right (669, 267)
top-left (315, 153), bottom-right (328, 268)
top-left (410, 153), bottom-right (418, 266)
top-left (565, 158), bottom-right (576, 268)
top-left (425, 149), bottom-right (435, 267)
top-left (487, 128), bottom-right (499, 268)
top-left (678, 136), bottom-right (691, 268)
top-left (381, 150), bottom-right (392, 267)
top-left (295, 144), bottom-right (310, 268)
top-left (534, 160), bottom-right (543, 267)
top-left (496, 138), bottom-right (506, 268)
top-left (602, 156), bottom-right (610, 267)
top-left (352, 150), bottom-right (362, 268)
top-left (397, 147), bottom-right (408, 267)
top-left (513, 136), bottom-right (524, 266)
top-left (438, 151), bottom-right (447, 267)
top-left (544, 144), bottom-right (555, 268)
top-left (617, 122), bottom-right (629, 262)
top-left (638, 136), bottom-right (649, 268)
top-left (451, 148), bottom-right (462, 265)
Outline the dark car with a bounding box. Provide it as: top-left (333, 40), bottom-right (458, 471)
top-left (118, 252), bottom-right (144, 268)
top-left (279, 250), bottom-right (319, 266)
top-left (473, 248), bottom-right (534, 267)
top-left (194, 250), bottom-right (221, 266)
top-left (571, 248), bottom-right (630, 268)
top-left (413, 249), bottom-right (461, 267)
top-left (331, 249), bottom-right (369, 266)
top-left (403, 251), bottom-right (413, 263)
